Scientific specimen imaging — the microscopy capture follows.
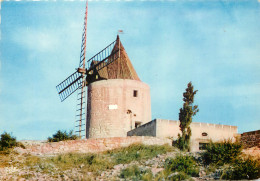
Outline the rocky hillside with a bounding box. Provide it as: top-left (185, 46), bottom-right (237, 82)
top-left (0, 140), bottom-right (259, 181)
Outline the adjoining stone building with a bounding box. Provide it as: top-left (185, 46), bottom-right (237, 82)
top-left (85, 36), bottom-right (238, 151)
top-left (127, 119), bottom-right (238, 151)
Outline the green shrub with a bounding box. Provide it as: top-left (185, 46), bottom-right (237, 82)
top-left (202, 140), bottom-right (242, 165)
top-left (156, 155), bottom-right (199, 180)
top-left (0, 132), bottom-right (18, 151)
top-left (107, 144), bottom-right (173, 164)
top-left (48, 130), bottom-right (78, 142)
top-left (119, 165), bottom-right (152, 180)
top-left (221, 157), bottom-right (260, 180)
top-left (165, 155), bottom-right (199, 177)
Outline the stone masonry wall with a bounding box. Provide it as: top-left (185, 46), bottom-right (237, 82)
top-left (128, 119), bottom-right (237, 141)
top-left (16, 137), bottom-right (171, 156)
top-left (155, 119), bottom-right (237, 142)
top-left (241, 130), bottom-right (260, 148)
top-left (127, 119), bottom-right (156, 137)
top-left (156, 119), bottom-right (237, 152)
top-left (86, 79), bottom-right (151, 139)
top-left (127, 119), bottom-right (238, 151)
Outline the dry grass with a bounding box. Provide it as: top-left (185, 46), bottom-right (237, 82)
top-left (106, 143), bottom-right (174, 164)
top-left (0, 144), bottom-right (174, 180)
top-left (2, 143), bottom-right (258, 180)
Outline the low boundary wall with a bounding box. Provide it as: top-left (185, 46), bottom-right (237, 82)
top-left (241, 130), bottom-right (260, 148)
top-left (15, 136), bottom-right (171, 156)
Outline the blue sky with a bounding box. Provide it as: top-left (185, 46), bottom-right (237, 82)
top-left (1, 0), bottom-right (259, 140)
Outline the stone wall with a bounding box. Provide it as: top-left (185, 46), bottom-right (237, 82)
top-left (241, 130), bottom-right (260, 148)
top-left (127, 120), bottom-right (156, 137)
top-left (86, 79), bottom-right (151, 138)
top-left (127, 119), bottom-right (238, 151)
top-left (16, 136), bottom-right (171, 156)
top-left (155, 119), bottom-right (237, 142)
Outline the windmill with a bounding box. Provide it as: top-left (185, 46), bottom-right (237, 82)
top-left (56, 2), bottom-right (121, 138)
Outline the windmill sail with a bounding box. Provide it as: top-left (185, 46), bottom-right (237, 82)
top-left (56, 71), bottom-right (83, 102)
top-left (75, 1), bottom-right (88, 138)
top-left (86, 39), bottom-right (119, 72)
top-left (79, 1), bottom-right (88, 68)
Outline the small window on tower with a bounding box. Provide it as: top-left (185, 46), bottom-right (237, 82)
top-left (133, 90), bottom-right (138, 97)
top-left (135, 121), bottom-right (141, 128)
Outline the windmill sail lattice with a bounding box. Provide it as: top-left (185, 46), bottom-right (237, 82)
top-left (56, 71), bottom-right (83, 102)
top-left (75, 0), bottom-right (88, 138)
top-left (86, 40), bottom-right (118, 72)
top-left (79, 4), bottom-right (88, 69)
top-left (56, 39), bottom-right (121, 102)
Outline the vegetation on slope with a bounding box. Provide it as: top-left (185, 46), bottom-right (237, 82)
top-left (156, 154), bottom-right (199, 180)
top-left (202, 140), bottom-right (242, 165)
top-left (42, 144), bottom-right (174, 175)
top-left (106, 144), bottom-right (174, 164)
top-left (47, 130), bottom-right (78, 142)
top-left (0, 144), bottom-right (175, 180)
top-left (221, 156), bottom-right (260, 180)
top-left (0, 141), bottom-right (259, 180)
top-left (120, 165), bottom-right (153, 181)
top-left (0, 132), bottom-right (24, 152)
top-left (202, 140), bottom-right (260, 180)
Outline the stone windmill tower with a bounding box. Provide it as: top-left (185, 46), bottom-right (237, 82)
top-left (86, 35), bottom-right (151, 138)
top-left (56, 2), bottom-right (151, 139)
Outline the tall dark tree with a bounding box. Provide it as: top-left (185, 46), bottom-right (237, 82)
top-left (177, 82), bottom-right (199, 151)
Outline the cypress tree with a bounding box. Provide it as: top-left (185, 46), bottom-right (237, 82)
top-left (177, 82), bottom-right (199, 151)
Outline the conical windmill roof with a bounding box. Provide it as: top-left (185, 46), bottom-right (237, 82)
top-left (95, 36), bottom-right (140, 81)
